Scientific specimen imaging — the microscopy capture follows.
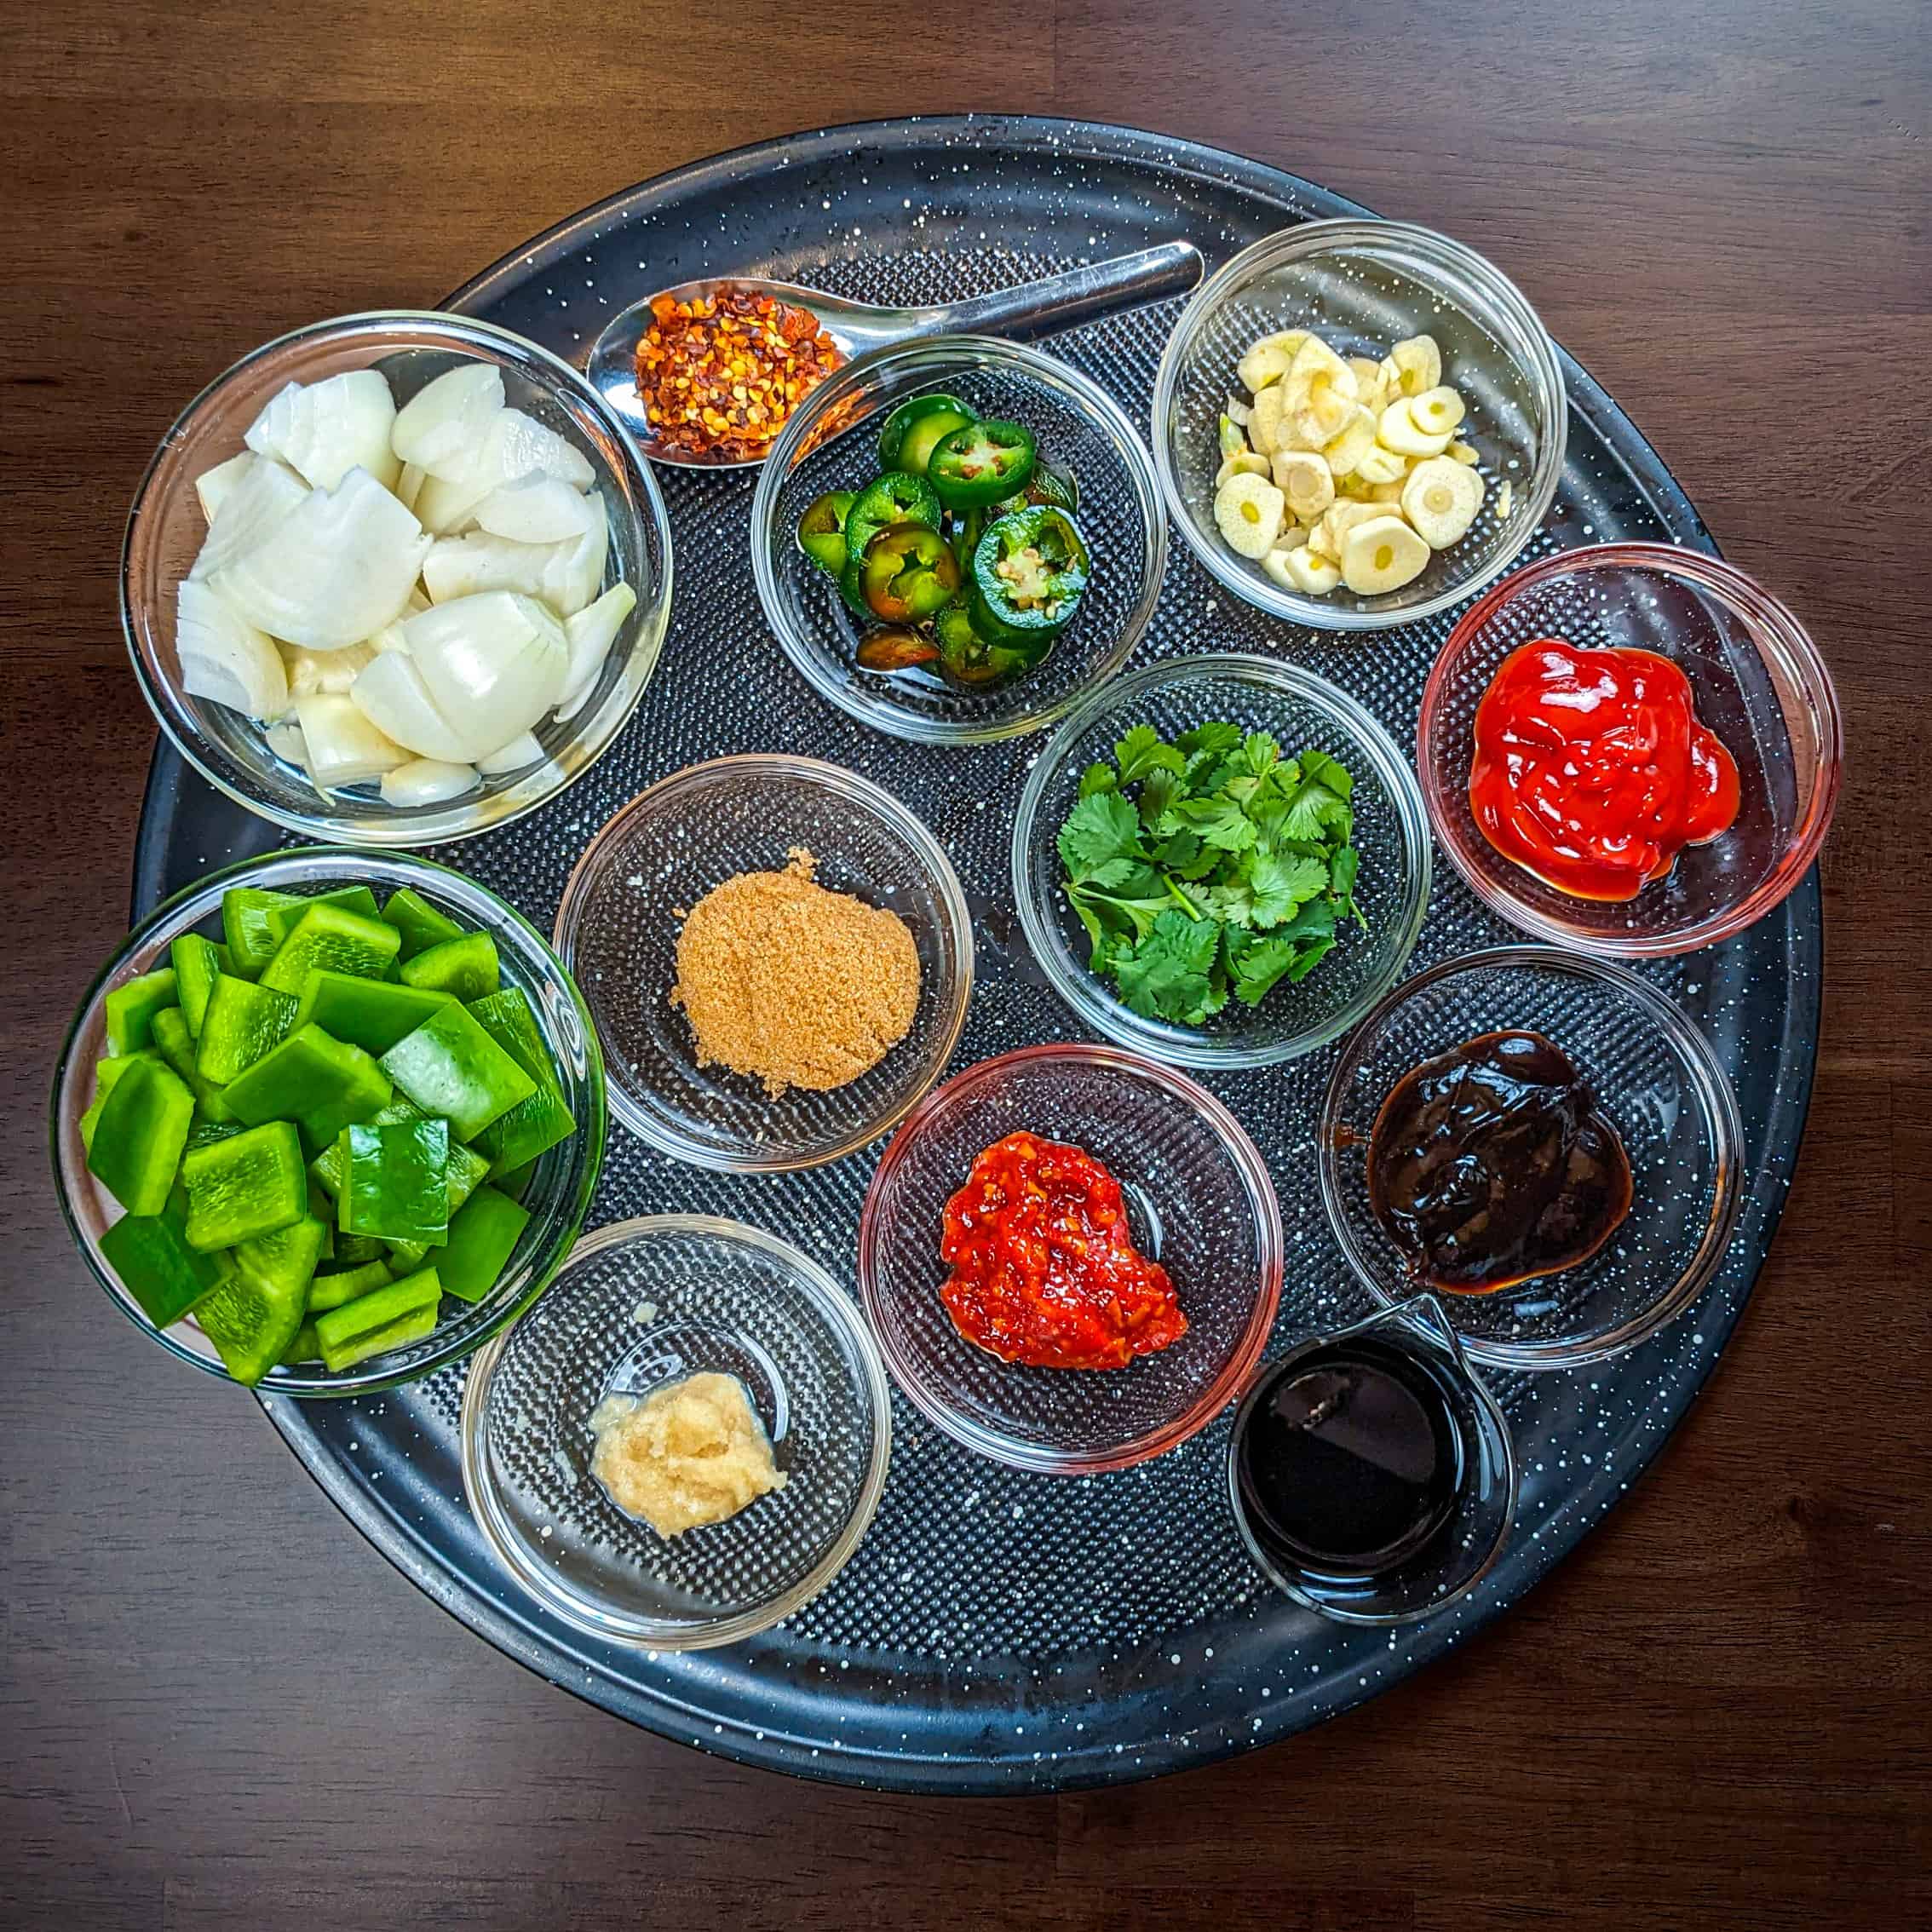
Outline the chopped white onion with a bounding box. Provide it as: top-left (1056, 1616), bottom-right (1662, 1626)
top-left (403, 592), bottom-right (567, 749)
top-left (538, 492), bottom-right (609, 617)
top-left (175, 578), bottom-right (288, 721)
top-left (474, 474), bottom-right (596, 544)
top-left (280, 636), bottom-right (380, 700)
top-left (413, 408), bottom-right (594, 533)
top-left (194, 451), bottom-right (256, 526)
top-left (422, 532), bottom-right (555, 606)
top-left (244, 370), bottom-right (400, 492)
top-left (380, 758), bottom-right (480, 808)
top-left (554, 580), bottom-right (637, 720)
top-left (293, 693), bottom-right (411, 787)
top-left (348, 651), bottom-right (480, 763)
top-left (476, 731), bottom-right (545, 774)
top-left (190, 456), bottom-right (308, 582)
top-left (390, 363), bottom-right (504, 481)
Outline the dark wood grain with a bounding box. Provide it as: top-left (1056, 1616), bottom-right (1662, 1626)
top-left (3, 2), bottom-right (1928, 1927)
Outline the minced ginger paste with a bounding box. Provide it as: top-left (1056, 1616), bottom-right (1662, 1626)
top-left (670, 846), bottom-right (920, 1096)
top-left (589, 1371), bottom-right (785, 1539)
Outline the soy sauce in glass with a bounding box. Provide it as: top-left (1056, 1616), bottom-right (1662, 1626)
top-left (1233, 1333), bottom-right (1464, 1578)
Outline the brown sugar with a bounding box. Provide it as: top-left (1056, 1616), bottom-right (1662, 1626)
top-left (670, 848), bottom-right (921, 1096)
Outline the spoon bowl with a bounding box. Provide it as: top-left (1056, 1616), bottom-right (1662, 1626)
top-left (586, 244), bottom-right (1203, 469)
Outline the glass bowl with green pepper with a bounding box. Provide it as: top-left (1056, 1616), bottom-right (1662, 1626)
top-left (1011, 654), bottom-right (1432, 1069)
top-left (750, 336), bottom-right (1166, 745)
top-left (51, 850), bottom-right (606, 1397)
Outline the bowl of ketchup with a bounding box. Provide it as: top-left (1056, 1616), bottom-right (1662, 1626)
top-left (1417, 543), bottom-right (1841, 956)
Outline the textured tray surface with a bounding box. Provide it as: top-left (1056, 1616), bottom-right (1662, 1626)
top-left (133, 115), bottom-right (1820, 1792)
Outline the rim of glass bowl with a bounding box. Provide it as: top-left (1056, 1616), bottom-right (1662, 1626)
top-left (553, 753), bottom-right (975, 1171)
top-left (857, 1044), bottom-right (1285, 1474)
top-left (1315, 945), bottom-right (1746, 1372)
top-left (120, 308), bottom-right (675, 847)
top-left (1418, 542), bottom-right (1845, 957)
top-left (1150, 219), bottom-right (1567, 632)
top-left (1011, 653), bottom-right (1433, 1069)
top-left (458, 1213), bottom-right (894, 1650)
top-left (749, 334), bottom-right (1169, 744)
top-left (50, 848), bottom-right (607, 1398)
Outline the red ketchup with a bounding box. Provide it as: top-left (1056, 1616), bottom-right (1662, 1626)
top-left (1469, 639), bottom-right (1740, 901)
top-left (938, 1132), bottom-right (1187, 1371)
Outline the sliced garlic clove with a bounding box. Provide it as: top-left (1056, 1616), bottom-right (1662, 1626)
top-left (1407, 385), bottom-right (1467, 439)
top-left (1447, 440), bottom-right (1481, 466)
top-left (1212, 472), bottom-right (1286, 559)
top-left (1247, 383), bottom-right (1285, 457)
top-left (1216, 451), bottom-right (1273, 487)
top-left (1320, 404), bottom-right (1377, 480)
top-left (1390, 334), bottom-right (1443, 398)
top-left (1340, 515), bottom-right (1432, 595)
top-left (1401, 456), bottom-right (1486, 548)
top-left (1272, 448), bottom-right (1335, 523)
top-left (1377, 397), bottom-right (1453, 459)
top-left (1284, 545), bottom-right (1342, 595)
top-left (1236, 330), bottom-right (1311, 393)
top-left (1353, 441), bottom-right (1410, 486)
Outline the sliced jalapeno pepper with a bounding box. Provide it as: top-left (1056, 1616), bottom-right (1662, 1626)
top-left (854, 629), bottom-right (942, 674)
top-left (949, 505), bottom-right (985, 576)
top-left (860, 521), bottom-right (963, 624)
top-left (838, 549), bottom-right (874, 621)
top-left (933, 598), bottom-right (1036, 693)
top-left (995, 451), bottom-right (1080, 516)
top-left (796, 489), bottom-right (855, 575)
top-left (968, 506), bottom-right (1091, 654)
top-left (929, 419), bottom-right (1038, 510)
top-left (844, 471), bottom-right (941, 573)
top-left (877, 393), bottom-right (975, 472)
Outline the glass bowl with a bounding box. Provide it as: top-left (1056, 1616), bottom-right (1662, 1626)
top-left (1153, 220), bottom-right (1566, 630)
top-left (50, 849), bottom-right (607, 1397)
top-left (122, 310), bottom-right (674, 846)
top-left (858, 1045), bottom-right (1283, 1473)
top-left (1417, 543), bottom-right (1843, 956)
top-left (1227, 1295), bottom-right (1517, 1626)
top-left (554, 755), bottom-right (974, 1171)
top-left (1012, 653), bottom-right (1432, 1069)
top-left (750, 335), bottom-right (1167, 744)
top-left (1317, 946), bottom-right (1745, 1371)
top-left (460, 1214), bottom-right (892, 1651)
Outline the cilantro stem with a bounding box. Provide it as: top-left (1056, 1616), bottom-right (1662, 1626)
top-left (1164, 875), bottom-right (1203, 920)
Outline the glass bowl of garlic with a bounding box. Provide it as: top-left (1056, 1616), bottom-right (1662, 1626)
top-left (1152, 221), bottom-right (1566, 631)
top-left (122, 311), bottom-right (674, 845)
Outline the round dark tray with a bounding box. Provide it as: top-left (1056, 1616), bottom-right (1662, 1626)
top-left (132, 115), bottom-right (1820, 1793)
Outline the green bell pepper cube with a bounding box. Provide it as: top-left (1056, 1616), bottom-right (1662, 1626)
top-left (293, 971), bottom-right (454, 1055)
top-left (86, 1055), bottom-right (196, 1216)
top-left (195, 1256), bottom-right (309, 1385)
top-left (223, 1024), bottom-right (393, 1149)
top-left (332, 1231), bottom-right (386, 1268)
top-left (100, 1184), bottom-right (233, 1328)
top-left (314, 1267), bottom-right (442, 1374)
top-left (306, 1257), bottom-right (393, 1313)
top-left (384, 1237), bottom-right (430, 1269)
top-left (380, 1004), bottom-right (535, 1142)
top-left (307, 1096), bottom-right (486, 1210)
top-left (467, 989), bottom-right (577, 1176)
top-left (151, 1006), bottom-right (238, 1124)
top-left (397, 929), bottom-right (499, 1002)
top-left (79, 1051), bottom-right (161, 1153)
top-left (223, 885), bottom-right (382, 979)
top-left (196, 975), bottom-right (298, 1084)
top-left (104, 968), bottom-right (179, 1056)
top-left (181, 1119), bottom-right (307, 1252)
top-left (170, 934), bottom-right (231, 1037)
top-left (493, 1157), bottom-right (538, 1202)
top-left (234, 1215), bottom-right (328, 1313)
top-left (280, 1320), bottom-right (323, 1366)
top-left (338, 1118), bottom-right (449, 1245)
top-left (380, 887), bottom-right (466, 961)
top-left (435, 1185), bottom-right (531, 1302)
top-left (259, 901), bottom-right (402, 996)
top-left (185, 1118), bottom-right (243, 1157)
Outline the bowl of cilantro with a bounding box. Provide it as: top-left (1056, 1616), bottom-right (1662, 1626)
top-left (1012, 654), bottom-right (1431, 1068)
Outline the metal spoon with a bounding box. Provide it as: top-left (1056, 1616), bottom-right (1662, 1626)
top-left (584, 241), bottom-right (1204, 469)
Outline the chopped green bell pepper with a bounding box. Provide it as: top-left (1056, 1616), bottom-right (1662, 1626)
top-left (467, 988), bottom-right (578, 1176)
top-left (104, 968), bottom-right (179, 1056)
top-left (78, 1051), bottom-right (161, 1153)
top-left (332, 1232), bottom-right (387, 1268)
top-left (435, 1185), bottom-right (532, 1302)
top-left (337, 1118), bottom-right (449, 1245)
top-left (223, 885), bottom-right (382, 978)
top-left (87, 1055), bottom-right (196, 1216)
top-left (398, 929), bottom-right (499, 1002)
top-left (280, 1320), bottom-right (323, 1366)
top-left (185, 1118), bottom-right (243, 1157)
top-left (181, 1119), bottom-right (307, 1252)
top-left (170, 934), bottom-right (231, 1037)
top-left (258, 901), bottom-right (402, 995)
top-left (234, 1215), bottom-right (328, 1314)
top-left (493, 1157), bottom-right (538, 1202)
top-left (380, 887), bottom-right (465, 961)
top-left (195, 1259), bottom-right (308, 1386)
top-left (292, 971), bottom-right (454, 1055)
top-left (195, 975), bottom-right (298, 1084)
top-left (314, 1267), bottom-right (442, 1374)
top-left (223, 1023), bottom-right (392, 1149)
top-left (380, 1003), bottom-right (535, 1142)
top-left (101, 1183), bottom-right (232, 1328)
top-left (151, 1006), bottom-right (237, 1124)
top-left (308, 1096), bottom-right (487, 1211)
top-left (306, 1256), bottom-right (392, 1313)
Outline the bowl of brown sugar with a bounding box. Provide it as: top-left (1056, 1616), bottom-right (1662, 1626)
top-left (555, 755), bottom-right (975, 1170)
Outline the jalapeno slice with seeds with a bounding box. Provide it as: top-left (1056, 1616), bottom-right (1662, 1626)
top-left (854, 628), bottom-right (943, 673)
top-left (796, 489), bottom-right (854, 574)
top-left (995, 452), bottom-right (1079, 516)
top-left (860, 521), bottom-right (963, 624)
top-left (929, 418), bottom-right (1038, 510)
top-left (968, 505), bottom-right (1090, 652)
top-left (877, 392), bottom-right (975, 472)
top-left (844, 471), bottom-right (942, 574)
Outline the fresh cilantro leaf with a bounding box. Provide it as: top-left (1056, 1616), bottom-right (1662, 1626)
top-left (1078, 761), bottom-right (1118, 799)
top-left (1299, 748), bottom-right (1354, 799)
top-left (1176, 721), bottom-right (1243, 758)
top-left (1227, 933), bottom-right (1299, 1007)
top-left (1113, 911), bottom-right (1223, 1026)
top-left (1113, 724), bottom-right (1185, 786)
top-left (1151, 827), bottom-right (1216, 880)
top-left (1268, 896), bottom-right (1338, 945)
top-left (1172, 793), bottom-right (1256, 852)
top-left (1240, 731), bottom-right (1281, 779)
top-left (1279, 766), bottom-right (1354, 842)
top-left (1328, 844), bottom-right (1359, 915)
top-left (1137, 765), bottom-right (1182, 830)
top-left (1285, 935), bottom-right (1337, 981)
top-left (1199, 879), bottom-right (1256, 928)
top-left (1249, 849), bottom-right (1329, 928)
top-left (1057, 792), bottom-right (1141, 882)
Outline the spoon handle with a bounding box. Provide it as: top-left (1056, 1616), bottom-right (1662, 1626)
top-left (910, 241), bottom-right (1204, 342)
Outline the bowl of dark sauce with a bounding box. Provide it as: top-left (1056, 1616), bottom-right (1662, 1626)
top-left (1228, 1296), bottom-right (1515, 1624)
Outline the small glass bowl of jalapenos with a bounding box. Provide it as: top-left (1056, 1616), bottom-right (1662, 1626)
top-left (751, 336), bottom-right (1166, 745)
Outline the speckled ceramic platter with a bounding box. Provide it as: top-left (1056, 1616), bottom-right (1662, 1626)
top-left (131, 115), bottom-right (1821, 1792)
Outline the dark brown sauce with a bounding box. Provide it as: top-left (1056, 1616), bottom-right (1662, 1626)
top-left (1366, 1029), bottom-right (1633, 1295)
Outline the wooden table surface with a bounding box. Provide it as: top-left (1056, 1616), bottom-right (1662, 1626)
top-left (4, 2), bottom-right (1927, 1926)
